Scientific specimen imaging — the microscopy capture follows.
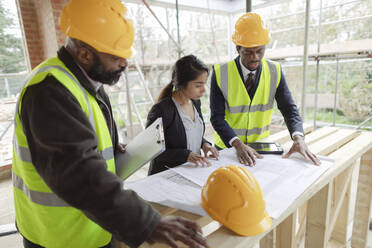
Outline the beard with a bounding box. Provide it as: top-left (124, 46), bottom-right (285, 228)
top-left (87, 53), bottom-right (125, 85)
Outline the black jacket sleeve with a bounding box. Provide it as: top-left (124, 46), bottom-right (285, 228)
top-left (209, 68), bottom-right (237, 147)
top-left (275, 69), bottom-right (304, 136)
top-left (146, 103), bottom-right (191, 166)
top-left (20, 77), bottom-right (160, 248)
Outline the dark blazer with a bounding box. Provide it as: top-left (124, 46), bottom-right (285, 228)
top-left (146, 97), bottom-right (210, 175)
top-left (210, 56), bottom-right (304, 148)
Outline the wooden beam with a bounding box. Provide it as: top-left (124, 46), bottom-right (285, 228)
top-left (295, 203), bottom-right (307, 247)
top-left (262, 123), bottom-right (313, 144)
top-left (351, 147), bottom-right (372, 248)
top-left (327, 165), bottom-right (354, 241)
top-left (303, 126), bottom-right (339, 145)
top-left (282, 126), bottom-right (339, 152)
top-left (309, 129), bottom-right (358, 156)
top-left (305, 182), bottom-right (333, 248)
top-left (331, 161), bottom-right (360, 246)
top-left (276, 212), bottom-right (297, 248)
top-left (260, 229), bottom-right (276, 248)
top-left (265, 39), bottom-right (372, 60)
top-left (206, 133), bottom-right (372, 248)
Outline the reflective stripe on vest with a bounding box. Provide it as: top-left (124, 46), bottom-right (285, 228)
top-left (13, 136), bottom-right (114, 163)
top-left (13, 173), bottom-right (69, 207)
top-left (214, 59), bottom-right (281, 147)
top-left (233, 125), bottom-right (270, 137)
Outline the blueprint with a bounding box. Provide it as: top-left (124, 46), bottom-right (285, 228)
top-left (125, 148), bottom-right (334, 219)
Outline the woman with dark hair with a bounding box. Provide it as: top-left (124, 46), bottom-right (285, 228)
top-left (146, 55), bottom-right (219, 175)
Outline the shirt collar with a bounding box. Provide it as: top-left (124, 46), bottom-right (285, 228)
top-left (77, 64), bottom-right (103, 92)
top-left (239, 57), bottom-right (256, 77)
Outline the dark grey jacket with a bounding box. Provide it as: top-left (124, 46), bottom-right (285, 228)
top-left (19, 47), bottom-right (160, 248)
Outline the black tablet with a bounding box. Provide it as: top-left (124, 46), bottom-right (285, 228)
top-left (247, 142), bottom-right (284, 154)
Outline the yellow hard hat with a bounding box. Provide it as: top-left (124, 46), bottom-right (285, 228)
top-left (232, 13), bottom-right (270, 48)
top-left (201, 165), bottom-right (272, 236)
top-left (60, 0), bottom-right (134, 58)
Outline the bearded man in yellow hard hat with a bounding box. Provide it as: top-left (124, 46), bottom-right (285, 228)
top-left (12, 0), bottom-right (209, 247)
top-left (210, 13), bottom-right (320, 166)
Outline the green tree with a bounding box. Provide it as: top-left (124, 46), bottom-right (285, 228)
top-left (0, 0), bottom-right (26, 73)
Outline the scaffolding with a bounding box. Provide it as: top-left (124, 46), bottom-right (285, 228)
top-left (0, 0), bottom-right (371, 150)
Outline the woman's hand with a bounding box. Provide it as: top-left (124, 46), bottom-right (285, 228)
top-left (187, 152), bottom-right (211, 167)
top-left (201, 143), bottom-right (219, 160)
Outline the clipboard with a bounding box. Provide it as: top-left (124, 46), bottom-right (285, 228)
top-left (115, 117), bottom-right (165, 179)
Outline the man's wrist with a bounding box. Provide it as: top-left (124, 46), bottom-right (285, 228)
top-left (231, 138), bottom-right (243, 148)
top-left (229, 136), bottom-right (240, 146)
top-left (293, 133), bottom-right (304, 142)
top-left (292, 131), bottom-right (304, 139)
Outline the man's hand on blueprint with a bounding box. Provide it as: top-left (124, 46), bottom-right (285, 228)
top-left (232, 139), bottom-right (263, 166)
top-left (283, 135), bottom-right (321, 165)
top-left (149, 216), bottom-right (210, 248)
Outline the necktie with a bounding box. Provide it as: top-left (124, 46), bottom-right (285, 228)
top-left (245, 72), bottom-right (254, 92)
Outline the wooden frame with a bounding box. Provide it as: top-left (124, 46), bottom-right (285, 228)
top-left (123, 126), bottom-right (372, 248)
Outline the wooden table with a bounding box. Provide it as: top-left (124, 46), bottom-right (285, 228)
top-left (139, 125), bottom-right (372, 248)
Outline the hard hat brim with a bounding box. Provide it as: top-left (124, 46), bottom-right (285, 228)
top-left (232, 210), bottom-right (272, 236)
top-left (202, 199), bottom-right (272, 237)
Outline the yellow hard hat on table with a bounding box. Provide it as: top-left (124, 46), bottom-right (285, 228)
top-left (60, 0), bottom-right (134, 58)
top-left (232, 12), bottom-right (270, 48)
top-left (201, 165), bottom-right (272, 236)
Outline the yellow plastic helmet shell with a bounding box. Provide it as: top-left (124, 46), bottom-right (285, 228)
top-left (232, 12), bottom-right (270, 48)
top-left (60, 0), bottom-right (134, 58)
top-left (201, 165), bottom-right (272, 236)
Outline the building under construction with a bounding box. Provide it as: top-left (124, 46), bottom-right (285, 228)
top-left (0, 0), bottom-right (371, 247)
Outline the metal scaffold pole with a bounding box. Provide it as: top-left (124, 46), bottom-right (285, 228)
top-left (301, 0), bottom-right (311, 120)
top-left (313, 0), bottom-right (323, 129)
top-left (246, 0), bottom-right (252, 12)
top-left (141, 0), bottom-right (183, 56)
top-left (333, 56), bottom-right (339, 126)
top-left (176, 0), bottom-right (181, 58)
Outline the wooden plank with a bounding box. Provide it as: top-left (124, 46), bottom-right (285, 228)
top-left (305, 182), bottom-right (333, 248)
top-left (308, 129), bottom-right (358, 156)
top-left (261, 123), bottom-right (313, 144)
top-left (295, 203), bottom-right (307, 247)
top-left (327, 165), bottom-right (354, 240)
top-left (281, 126), bottom-right (339, 152)
top-left (276, 212), bottom-right (296, 248)
top-left (259, 229), bottom-right (275, 248)
top-left (265, 39), bottom-right (372, 60)
top-left (331, 161), bottom-right (360, 246)
top-left (303, 126), bottom-right (339, 145)
top-left (206, 132), bottom-right (372, 248)
top-left (146, 131), bottom-right (372, 248)
top-left (150, 202), bottom-right (178, 216)
top-left (327, 238), bottom-right (347, 248)
top-left (207, 225), bottom-right (262, 248)
top-left (351, 147), bottom-right (372, 248)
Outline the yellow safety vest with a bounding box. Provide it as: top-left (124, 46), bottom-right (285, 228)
top-left (12, 57), bottom-right (116, 247)
top-left (214, 58), bottom-right (281, 148)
